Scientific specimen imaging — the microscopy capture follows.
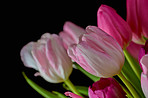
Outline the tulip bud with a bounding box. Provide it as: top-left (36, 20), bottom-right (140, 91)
top-left (89, 78), bottom-right (126, 98)
top-left (59, 21), bottom-right (86, 49)
top-left (20, 33), bottom-right (73, 83)
top-left (65, 92), bottom-right (83, 98)
top-left (68, 26), bottom-right (124, 78)
top-left (97, 5), bottom-right (132, 49)
top-left (126, 0), bottom-right (148, 44)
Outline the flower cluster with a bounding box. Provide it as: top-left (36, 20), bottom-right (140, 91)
top-left (21, 0), bottom-right (148, 98)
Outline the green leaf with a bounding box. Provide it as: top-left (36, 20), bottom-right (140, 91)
top-left (121, 59), bottom-right (144, 97)
top-left (52, 91), bottom-right (67, 98)
top-left (74, 62), bottom-right (100, 82)
top-left (22, 72), bottom-right (59, 98)
top-left (75, 86), bottom-right (88, 96)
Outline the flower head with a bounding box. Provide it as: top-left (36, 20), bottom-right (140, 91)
top-left (68, 26), bottom-right (124, 78)
top-left (89, 78), bottom-right (126, 98)
top-left (20, 33), bottom-right (73, 83)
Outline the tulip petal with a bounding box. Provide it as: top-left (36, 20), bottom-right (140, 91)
top-left (46, 34), bottom-right (73, 80)
top-left (65, 92), bottom-right (83, 98)
top-left (137, 0), bottom-right (148, 38)
top-left (20, 42), bottom-right (38, 70)
top-left (63, 21), bottom-right (85, 43)
top-left (59, 31), bottom-right (75, 49)
top-left (141, 73), bottom-right (148, 98)
top-left (97, 5), bottom-right (132, 48)
top-left (32, 41), bottom-right (63, 83)
top-left (140, 54), bottom-right (148, 75)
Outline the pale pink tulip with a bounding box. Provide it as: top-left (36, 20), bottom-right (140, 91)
top-left (140, 55), bottom-right (148, 97)
top-left (68, 26), bottom-right (124, 78)
top-left (89, 78), bottom-right (126, 98)
top-left (138, 40), bottom-right (148, 97)
top-left (97, 5), bottom-right (132, 49)
top-left (60, 21), bottom-right (86, 49)
top-left (20, 33), bottom-right (73, 83)
top-left (126, 0), bottom-right (148, 44)
top-left (65, 92), bottom-right (83, 98)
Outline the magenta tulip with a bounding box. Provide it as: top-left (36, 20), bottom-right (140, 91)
top-left (60, 21), bottom-right (86, 49)
top-left (126, 0), bottom-right (148, 44)
top-left (89, 78), bottom-right (126, 98)
top-left (68, 26), bottom-right (124, 78)
top-left (97, 5), bottom-right (132, 49)
top-left (20, 33), bottom-right (73, 83)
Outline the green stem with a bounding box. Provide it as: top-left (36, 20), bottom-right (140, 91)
top-left (120, 85), bottom-right (133, 98)
top-left (123, 49), bottom-right (141, 80)
top-left (113, 77), bottom-right (133, 98)
top-left (64, 78), bottom-right (82, 97)
top-left (118, 72), bottom-right (139, 98)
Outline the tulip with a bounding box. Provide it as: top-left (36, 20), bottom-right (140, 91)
top-left (138, 40), bottom-right (148, 97)
top-left (140, 54), bottom-right (148, 97)
top-left (65, 92), bottom-right (83, 98)
top-left (20, 33), bottom-right (73, 83)
top-left (59, 21), bottom-right (86, 49)
top-left (89, 78), bottom-right (126, 98)
top-left (68, 26), bottom-right (124, 78)
top-left (126, 0), bottom-right (148, 44)
top-left (97, 5), bottom-right (132, 49)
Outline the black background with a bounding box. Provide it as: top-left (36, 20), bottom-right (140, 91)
top-left (12, 0), bottom-right (126, 97)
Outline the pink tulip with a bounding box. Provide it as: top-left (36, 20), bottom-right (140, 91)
top-left (140, 54), bottom-right (148, 97)
top-left (68, 26), bottom-right (124, 78)
top-left (138, 40), bottom-right (148, 97)
top-left (59, 21), bottom-right (86, 49)
top-left (97, 5), bottom-right (132, 49)
top-left (126, 0), bottom-right (148, 44)
top-left (89, 78), bottom-right (126, 98)
top-left (20, 33), bottom-right (73, 83)
top-left (65, 92), bottom-right (83, 98)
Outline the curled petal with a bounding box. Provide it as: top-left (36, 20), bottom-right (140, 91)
top-left (20, 42), bottom-right (38, 70)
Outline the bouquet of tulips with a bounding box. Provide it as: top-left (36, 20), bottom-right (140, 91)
top-left (20, 0), bottom-right (148, 98)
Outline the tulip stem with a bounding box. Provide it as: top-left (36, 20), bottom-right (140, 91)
top-left (64, 78), bottom-right (82, 97)
top-left (118, 72), bottom-right (139, 98)
top-left (113, 77), bottom-right (133, 98)
top-left (123, 49), bottom-right (141, 80)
